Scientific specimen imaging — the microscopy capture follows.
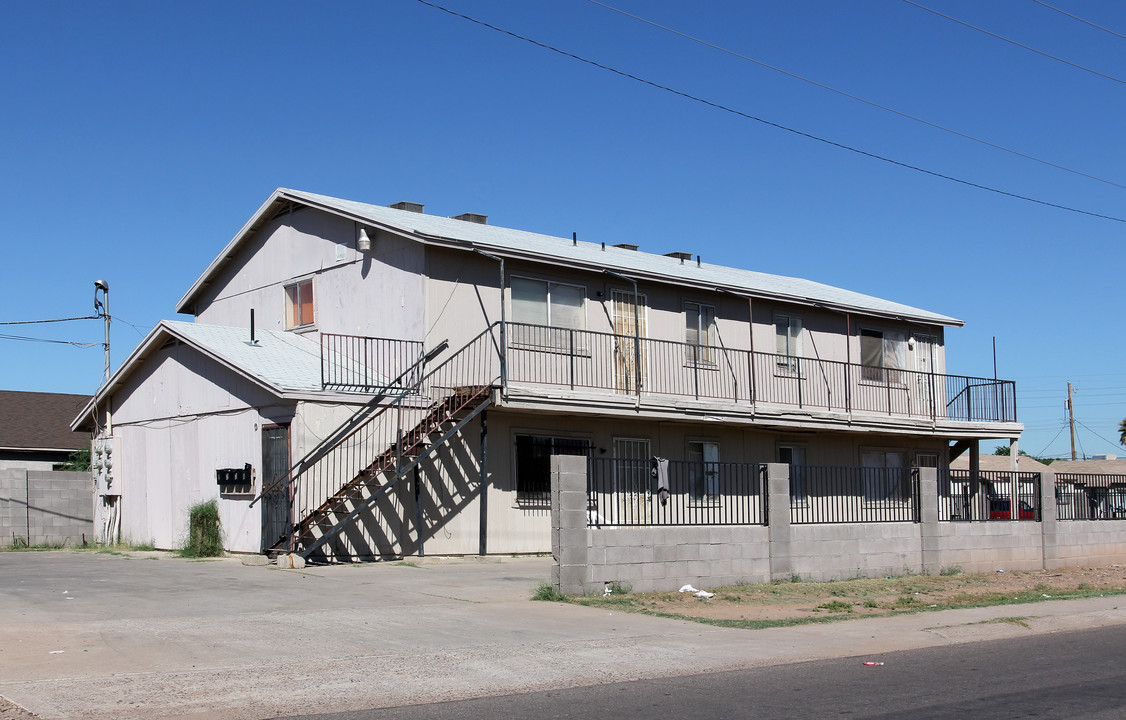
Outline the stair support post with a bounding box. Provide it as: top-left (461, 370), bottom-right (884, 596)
top-left (479, 410), bottom-right (488, 556)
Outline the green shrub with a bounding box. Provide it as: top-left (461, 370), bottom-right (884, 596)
top-left (180, 499), bottom-right (223, 557)
top-left (531, 582), bottom-right (569, 602)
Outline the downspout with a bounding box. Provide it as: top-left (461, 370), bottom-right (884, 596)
top-left (603, 269), bottom-right (642, 406)
top-left (473, 249), bottom-right (506, 396)
top-left (845, 313), bottom-right (853, 420)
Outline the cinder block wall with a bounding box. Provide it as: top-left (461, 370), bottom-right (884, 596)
top-left (0, 470), bottom-right (93, 547)
top-left (552, 461), bottom-right (1126, 595)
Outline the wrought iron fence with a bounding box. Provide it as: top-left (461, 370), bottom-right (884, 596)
top-left (587, 457), bottom-right (766, 527)
top-left (939, 469), bottom-right (1041, 522)
top-left (1054, 473), bottom-right (1126, 521)
top-left (789, 466), bottom-right (918, 524)
top-left (505, 322), bottom-right (1016, 423)
top-left (321, 333), bottom-right (425, 392)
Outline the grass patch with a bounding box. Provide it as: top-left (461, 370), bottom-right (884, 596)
top-left (178, 499), bottom-right (223, 558)
top-left (531, 582), bottom-right (569, 602)
top-left (940, 565), bottom-right (964, 576)
top-left (818, 600), bottom-right (854, 613)
top-left (394, 560), bottom-right (422, 568)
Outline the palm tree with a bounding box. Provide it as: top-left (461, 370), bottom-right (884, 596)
top-left (1120, 418), bottom-right (1126, 446)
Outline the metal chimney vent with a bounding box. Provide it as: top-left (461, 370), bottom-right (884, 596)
top-left (389, 201), bottom-right (424, 213)
top-left (453, 212), bottom-right (488, 225)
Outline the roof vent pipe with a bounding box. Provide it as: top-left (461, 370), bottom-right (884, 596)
top-left (250, 309), bottom-right (257, 345)
top-left (601, 242), bottom-right (605, 251)
top-left (573, 232), bottom-right (577, 247)
top-left (389, 201), bottom-right (424, 213)
top-left (697, 255), bottom-right (701, 268)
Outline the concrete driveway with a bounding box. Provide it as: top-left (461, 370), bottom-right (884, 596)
top-left (3, 551), bottom-right (1126, 720)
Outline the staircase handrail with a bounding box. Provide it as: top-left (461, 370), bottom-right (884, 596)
top-left (249, 338), bottom-right (449, 508)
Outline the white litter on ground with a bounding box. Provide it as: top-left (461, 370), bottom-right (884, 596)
top-left (679, 585), bottom-right (698, 593)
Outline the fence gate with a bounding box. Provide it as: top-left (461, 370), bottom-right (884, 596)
top-left (261, 425), bottom-right (292, 552)
top-left (612, 437), bottom-right (651, 524)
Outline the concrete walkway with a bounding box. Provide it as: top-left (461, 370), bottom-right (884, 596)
top-left (2, 552), bottom-right (1125, 720)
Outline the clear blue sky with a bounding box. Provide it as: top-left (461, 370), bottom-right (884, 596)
top-left (2, 0), bottom-right (1123, 459)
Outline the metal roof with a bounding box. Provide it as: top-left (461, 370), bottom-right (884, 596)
top-left (177, 188), bottom-right (963, 326)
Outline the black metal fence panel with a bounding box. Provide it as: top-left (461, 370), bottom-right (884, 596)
top-left (1054, 473), bottom-right (1126, 520)
top-left (789, 466), bottom-right (918, 524)
top-left (939, 469), bottom-right (1041, 522)
top-left (587, 457), bottom-right (766, 527)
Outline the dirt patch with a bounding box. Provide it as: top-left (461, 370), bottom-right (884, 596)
top-left (572, 566), bottom-right (1126, 627)
top-left (0, 697), bottom-right (37, 720)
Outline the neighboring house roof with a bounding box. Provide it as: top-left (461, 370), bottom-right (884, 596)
top-left (0, 391), bottom-right (92, 452)
top-left (177, 188), bottom-right (963, 327)
top-left (1049, 458), bottom-right (1126, 476)
top-left (950, 454), bottom-right (1051, 473)
top-left (72, 320), bottom-right (375, 431)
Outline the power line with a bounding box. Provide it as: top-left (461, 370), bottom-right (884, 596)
top-left (1076, 419), bottom-right (1126, 450)
top-left (0, 333), bottom-right (101, 348)
top-left (903, 0), bottom-right (1126, 87)
top-left (586, 0), bottom-right (1126, 191)
top-left (0, 315), bottom-right (100, 326)
top-left (414, 0), bottom-right (1126, 224)
top-left (1032, 0), bottom-right (1126, 42)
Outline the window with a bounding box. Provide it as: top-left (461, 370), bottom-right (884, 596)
top-left (775, 314), bottom-right (802, 374)
top-left (687, 441), bottom-right (720, 499)
top-left (861, 450), bottom-right (908, 502)
top-left (511, 277), bottom-right (585, 346)
top-left (684, 303), bottom-right (716, 364)
top-left (514, 434), bottom-right (591, 501)
top-left (860, 328), bottom-right (905, 383)
top-left (779, 445), bottom-right (806, 503)
top-left (284, 279), bottom-right (314, 329)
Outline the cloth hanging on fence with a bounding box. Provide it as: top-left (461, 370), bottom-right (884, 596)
top-left (652, 457), bottom-right (670, 506)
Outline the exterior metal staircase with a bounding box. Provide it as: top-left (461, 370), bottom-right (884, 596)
top-left (252, 325), bottom-right (502, 560)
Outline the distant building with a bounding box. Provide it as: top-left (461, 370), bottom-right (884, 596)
top-left (0, 391), bottom-right (91, 471)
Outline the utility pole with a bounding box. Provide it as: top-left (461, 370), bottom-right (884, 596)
top-left (94, 280), bottom-right (110, 386)
top-left (1067, 381), bottom-right (1077, 461)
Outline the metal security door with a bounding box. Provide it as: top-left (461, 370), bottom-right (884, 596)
top-left (261, 425), bottom-right (292, 552)
top-left (612, 290), bottom-right (647, 395)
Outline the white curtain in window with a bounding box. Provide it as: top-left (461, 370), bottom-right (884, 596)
top-left (550, 283), bottom-right (584, 329)
top-left (511, 278), bottom-right (547, 325)
top-left (884, 331), bottom-right (906, 370)
top-left (776, 316), bottom-right (802, 357)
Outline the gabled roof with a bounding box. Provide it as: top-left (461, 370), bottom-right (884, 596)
top-left (177, 188), bottom-right (963, 327)
top-left (950, 454), bottom-right (1051, 473)
top-left (72, 321), bottom-right (365, 431)
top-left (1050, 458), bottom-right (1126, 476)
top-left (0, 391), bottom-right (91, 452)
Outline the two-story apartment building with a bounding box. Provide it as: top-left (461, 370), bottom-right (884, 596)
top-left (74, 188), bottom-right (1020, 559)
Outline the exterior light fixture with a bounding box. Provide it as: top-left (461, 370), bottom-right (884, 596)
top-left (357, 228), bottom-right (372, 253)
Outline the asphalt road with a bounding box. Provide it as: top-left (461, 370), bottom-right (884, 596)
top-left (277, 624), bottom-right (1126, 720)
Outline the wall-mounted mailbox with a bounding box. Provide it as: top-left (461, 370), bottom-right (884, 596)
top-left (217, 463), bottom-right (253, 486)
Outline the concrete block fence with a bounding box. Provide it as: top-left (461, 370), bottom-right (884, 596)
top-left (550, 456), bottom-right (1126, 595)
top-left (0, 470), bottom-right (93, 547)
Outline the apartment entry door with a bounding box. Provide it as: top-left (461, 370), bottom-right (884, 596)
top-left (612, 290), bottom-right (647, 395)
top-left (613, 437), bottom-right (652, 524)
top-left (260, 425), bottom-right (292, 552)
top-left (913, 334), bottom-right (937, 417)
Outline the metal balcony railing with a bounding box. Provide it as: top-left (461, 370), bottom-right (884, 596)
top-left (505, 322), bottom-right (1017, 423)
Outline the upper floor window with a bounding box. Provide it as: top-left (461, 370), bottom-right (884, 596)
top-left (285, 279), bottom-right (314, 329)
top-left (684, 302), bottom-right (716, 364)
top-left (775, 314), bottom-right (802, 374)
top-left (860, 328), bottom-right (905, 383)
top-left (511, 277), bottom-right (585, 347)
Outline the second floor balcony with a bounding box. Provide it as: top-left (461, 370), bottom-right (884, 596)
top-left (320, 322), bottom-right (1018, 428)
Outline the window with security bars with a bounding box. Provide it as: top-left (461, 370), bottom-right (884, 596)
top-left (514, 435), bottom-right (592, 500)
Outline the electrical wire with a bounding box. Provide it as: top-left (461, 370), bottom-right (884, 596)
top-left (903, 0), bottom-right (1126, 87)
top-left (0, 315), bottom-right (100, 325)
top-left (413, 0), bottom-right (1126, 224)
top-left (1076, 419), bottom-right (1126, 450)
top-left (1032, 0), bottom-right (1126, 42)
top-left (0, 333), bottom-right (101, 348)
top-left (1031, 425), bottom-right (1067, 458)
top-left (586, 0), bottom-right (1126, 191)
